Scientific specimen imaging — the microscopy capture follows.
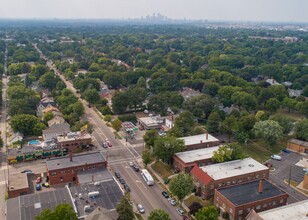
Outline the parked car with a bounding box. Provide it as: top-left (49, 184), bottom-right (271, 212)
top-left (137, 204), bottom-right (145, 213)
top-left (106, 139), bottom-right (112, 147)
top-left (162, 191), bottom-right (169, 198)
top-left (36, 184), bottom-right (41, 191)
top-left (133, 164), bottom-right (140, 172)
top-left (271, 155), bottom-right (282, 161)
top-left (102, 141), bottom-right (108, 148)
top-left (36, 177), bottom-right (42, 183)
top-left (42, 182), bottom-right (50, 188)
top-left (119, 178), bottom-right (126, 185)
top-left (176, 208), bottom-right (184, 216)
top-left (263, 162), bottom-right (273, 168)
top-left (21, 169), bottom-right (32, 174)
top-left (129, 161), bottom-right (134, 167)
top-left (123, 184), bottom-right (130, 192)
top-left (168, 198), bottom-right (176, 206)
top-left (304, 168), bottom-right (308, 172)
top-left (115, 171), bottom-right (121, 179)
top-left (282, 148), bottom-right (291, 153)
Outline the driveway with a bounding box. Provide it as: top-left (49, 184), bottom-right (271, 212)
top-left (268, 151), bottom-right (308, 203)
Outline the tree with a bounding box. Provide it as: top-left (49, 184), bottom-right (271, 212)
top-left (169, 173), bottom-right (194, 201)
top-left (148, 209), bottom-right (171, 220)
top-left (183, 94), bottom-right (214, 118)
top-left (253, 120), bottom-right (284, 146)
top-left (195, 206), bottom-right (219, 220)
top-left (265, 98), bottom-right (280, 112)
top-left (189, 202), bottom-right (203, 216)
top-left (295, 119), bottom-right (308, 141)
top-left (207, 111), bottom-right (221, 133)
top-left (170, 111), bottom-right (195, 137)
top-left (219, 115), bottom-right (238, 142)
top-left (111, 118), bottom-right (122, 132)
top-left (35, 204), bottom-right (77, 220)
top-left (271, 115), bottom-right (294, 134)
top-left (143, 129), bottom-right (158, 148)
top-left (111, 91), bottom-right (129, 114)
top-left (218, 86), bottom-right (241, 107)
top-left (142, 149), bottom-right (152, 166)
top-left (282, 97), bottom-right (297, 113)
top-left (153, 136), bottom-right (185, 164)
top-left (10, 114), bottom-right (45, 136)
top-left (116, 192), bottom-right (134, 220)
top-left (231, 91), bottom-right (258, 111)
top-left (83, 88), bottom-right (100, 104)
top-left (212, 143), bottom-right (245, 163)
top-left (42, 112), bottom-right (54, 124)
top-left (39, 72), bottom-right (59, 90)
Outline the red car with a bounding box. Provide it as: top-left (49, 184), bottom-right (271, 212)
top-left (106, 139), bottom-right (112, 147)
top-left (36, 177), bottom-right (42, 183)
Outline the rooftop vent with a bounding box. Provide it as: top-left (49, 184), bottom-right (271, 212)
top-left (249, 164), bottom-right (254, 167)
top-left (234, 166), bottom-right (242, 169)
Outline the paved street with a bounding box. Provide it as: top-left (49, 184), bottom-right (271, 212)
top-left (269, 151), bottom-right (308, 203)
top-left (33, 44), bottom-right (182, 219)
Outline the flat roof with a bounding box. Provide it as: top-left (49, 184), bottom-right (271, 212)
top-left (178, 133), bottom-right (219, 146)
top-left (200, 157), bottom-right (268, 181)
top-left (258, 200), bottom-right (308, 220)
top-left (288, 138), bottom-right (308, 147)
top-left (9, 173), bottom-right (29, 191)
top-left (218, 179), bottom-right (287, 206)
top-left (175, 146), bottom-right (220, 164)
top-left (69, 179), bottom-right (123, 217)
top-left (46, 151), bottom-right (105, 171)
top-left (77, 168), bottom-right (113, 185)
top-left (138, 117), bottom-right (160, 127)
top-left (57, 133), bottom-right (91, 142)
top-left (7, 188), bottom-right (73, 220)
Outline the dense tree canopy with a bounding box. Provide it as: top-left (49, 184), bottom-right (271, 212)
top-left (35, 204), bottom-right (77, 220)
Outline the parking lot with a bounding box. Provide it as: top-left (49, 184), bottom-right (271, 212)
top-left (268, 151), bottom-right (308, 203)
top-left (9, 159), bottom-right (47, 175)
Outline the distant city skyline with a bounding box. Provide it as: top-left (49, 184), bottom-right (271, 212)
top-left (0, 0), bottom-right (307, 23)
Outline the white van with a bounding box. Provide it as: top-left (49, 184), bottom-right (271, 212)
top-left (271, 155), bottom-right (282, 161)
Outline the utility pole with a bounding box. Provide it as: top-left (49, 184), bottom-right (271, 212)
top-left (288, 164), bottom-right (292, 186)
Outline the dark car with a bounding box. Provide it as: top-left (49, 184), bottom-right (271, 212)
top-left (124, 184), bottom-right (131, 192)
top-left (133, 165), bottom-right (140, 172)
top-left (115, 171), bottom-right (121, 179)
top-left (282, 148), bottom-right (291, 153)
top-left (162, 191), bottom-right (169, 198)
top-left (119, 178), bottom-right (126, 185)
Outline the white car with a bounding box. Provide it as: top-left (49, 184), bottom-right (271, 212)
top-left (137, 204), bottom-right (145, 213)
top-left (129, 161), bottom-right (134, 167)
top-left (176, 208), bottom-right (184, 216)
top-left (304, 168), bottom-right (308, 173)
top-left (168, 198), bottom-right (176, 206)
top-left (271, 155), bottom-right (282, 161)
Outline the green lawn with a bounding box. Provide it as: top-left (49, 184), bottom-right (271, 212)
top-left (239, 136), bottom-right (290, 163)
top-left (151, 161), bottom-right (173, 179)
top-left (184, 194), bottom-right (212, 207)
top-left (272, 110), bottom-right (304, 121)
top-left (135, 213), bottom-right (144, 220)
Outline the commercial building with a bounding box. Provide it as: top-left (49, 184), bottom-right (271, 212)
top-left (56, 132), bottom-right (92, 153)
top-left (191, 157), bottom-right (269, 199)
top-left (214, 179), bottom-right (288, 220)
top-left (173, 146), bottom-right (220, 172)
top-left (246, 199), bottom-right (308, 220)
top-left (178, 133), bottom-right (220, 151)
top-left (287, 138), bottom-right (308, 154)
top-left (138, 116), bottom-right (164, 130)
top-left (46, 151), bottom-right (107, 185)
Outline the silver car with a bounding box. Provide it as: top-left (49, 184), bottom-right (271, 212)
top-left (137, 204), bottom-right (145, 213)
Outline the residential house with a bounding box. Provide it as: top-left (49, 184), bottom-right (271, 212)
top-left (288, 88), bottom-right (303, 98)
top-left (42, 106), bottom-right (60, 115)
top-left (164, 115), bottom-right (178, 129)
top-left (37, 98), bottom-right (57, 116)
top-left (214, 179), bottom-right (288, 220)
top-left (46, 151), bottom-right (107, 185)
top-left (173, 146), bottom-right (220, 173)
top-left (47, 115), bottom-right (65, 127)
top-left (42, 123), bottom-right (71, 143)
top-left (190, 157), bottom-right (269, 199)
top-left (178, 133), bottom-right (220, 151)
top-left (179, 87), bottom-right (202, 100)
top-left (9, 132), bottom-right (24, 144)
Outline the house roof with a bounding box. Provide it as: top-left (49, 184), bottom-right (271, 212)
top-left (9, 132), bottom-right (24, 142)
top-left (178, 133), bottom-right (219, 146)
top-left (46, 151), bottom-right (105, 171)
top-left (217, 179), bottom-right (287, 206)
top-left (191, 165), bottom-right (213, 184)
top-left (47, 115), bottom-right (65, 127)
top-left (42, 106), bottom-right (59, 114)
top-left (175, 146), bottom-right (220, 164)
top-left (42, 123), bottom-right (71, 136)
top-left (85, 207), bottom-right (118, 220)
top-left (200, 157), bottom-right (269, 181)
top-left (288, 138), bottom-right (308, 147)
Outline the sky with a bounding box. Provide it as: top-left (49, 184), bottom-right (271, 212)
top-left (0, 0), bottom-right (307, 23)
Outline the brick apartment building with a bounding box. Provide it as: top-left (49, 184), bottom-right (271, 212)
top-left (57, 132), bottom-right (92, 153)
top-left (173, 146), bottom-right (220, 173)
top-left (46, 151), bottom-right (107, 185)
top-left (178, 133), bottom-right (220, 151)
top-left (214, 179), bottom-right (288, 220)
top-left (190, 157), bottom-right (269, 199)
top-left (287, 138), bottom-right (308, 154)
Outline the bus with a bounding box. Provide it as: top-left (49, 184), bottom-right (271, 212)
top-left (141, 169), bottom-right (154, 186)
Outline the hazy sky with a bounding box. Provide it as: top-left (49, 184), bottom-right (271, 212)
top-left (0, 0), bottom-right (307, 23)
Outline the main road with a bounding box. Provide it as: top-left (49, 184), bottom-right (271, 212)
top-left (33, 44), bottom-right (182, 219)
